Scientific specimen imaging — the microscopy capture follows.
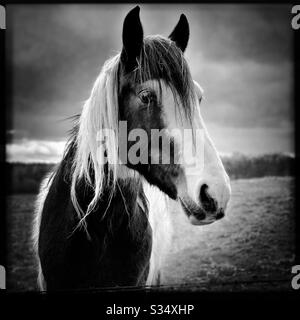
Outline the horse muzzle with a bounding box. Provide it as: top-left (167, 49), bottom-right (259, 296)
top-left (179, 197), bottom-right (225, 226)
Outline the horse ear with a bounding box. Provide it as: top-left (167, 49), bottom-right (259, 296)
top-left (121, 6), bottom-right (144, 72)
top-left (168, 14), bottom-right (189, 52)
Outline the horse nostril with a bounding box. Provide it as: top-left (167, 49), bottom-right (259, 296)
top-left (199, 184), bottom-right (217, 213)
top-left (216, 208), bottom-right (225, 220)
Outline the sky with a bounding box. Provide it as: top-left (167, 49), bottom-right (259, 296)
top-left (6, 4), bottom-right (294, 162)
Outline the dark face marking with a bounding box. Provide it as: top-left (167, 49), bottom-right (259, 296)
top-left (118, 76), bottom-right (183, 199)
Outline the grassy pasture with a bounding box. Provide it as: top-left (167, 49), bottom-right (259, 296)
top-left (6, 177), bottom-right (295, 292)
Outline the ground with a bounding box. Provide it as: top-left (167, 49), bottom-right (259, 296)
top-left (6, 177), bottom-right (295, 292)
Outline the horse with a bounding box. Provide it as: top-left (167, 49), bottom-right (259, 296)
top-left (32, 6), bottom-right (231, 291)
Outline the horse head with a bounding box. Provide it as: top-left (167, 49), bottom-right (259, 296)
top-left (118, 6), bottom-right (231, 225)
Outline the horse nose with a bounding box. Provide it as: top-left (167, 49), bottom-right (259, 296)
top-left (198, 181), bottom-right (230, 215)
top-left (199, 184), bottom-right (218, 212)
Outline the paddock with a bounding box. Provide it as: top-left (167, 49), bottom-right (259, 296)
top-left (6, 176), bottom-right (294, 292)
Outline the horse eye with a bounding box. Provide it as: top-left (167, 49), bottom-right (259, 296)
top-left (139, 91), bottom-right (154, 106)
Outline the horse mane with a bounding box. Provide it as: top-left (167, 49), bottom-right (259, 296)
top-left (70, 54), bottom-right (120, 230)
top-left (69, 35), bottom-right (196, 232)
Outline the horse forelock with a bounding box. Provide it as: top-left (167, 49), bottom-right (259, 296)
top-left (133, 35), bottom-right (197, 123)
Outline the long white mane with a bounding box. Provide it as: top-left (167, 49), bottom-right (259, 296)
top-left (71, 54), bottom-right (121, 230)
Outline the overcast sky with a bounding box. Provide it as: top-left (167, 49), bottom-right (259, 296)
top-left (6, 4), bottom-right (294, 162)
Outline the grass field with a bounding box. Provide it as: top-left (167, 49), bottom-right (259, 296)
top-left (6, 177), bottom-right (295, 292)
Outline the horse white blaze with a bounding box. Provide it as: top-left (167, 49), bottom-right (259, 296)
top-left (191, 81), bottom-right (231, 215)
top-left (150, 79), bottom-right (231, 224)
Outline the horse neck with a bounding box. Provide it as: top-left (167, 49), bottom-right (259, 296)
top-left (54, 130), bottom-right (148, 235)
top-left (82, 170), bottom-right (147, 239)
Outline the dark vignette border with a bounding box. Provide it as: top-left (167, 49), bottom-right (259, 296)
top-left (294, 3), bottom-right (300, 267)
top-left (0, 0), bottom-right (299, 313)
top-left (0, 3), bottom-right (5, 276)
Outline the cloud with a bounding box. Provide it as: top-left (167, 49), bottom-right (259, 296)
top-left (7, 4), bottom-right (294, 155)
top-left (191, 59), bottom-right (293, 128)
top-left (206, 124), bottom-right (294, 155)
top-left (6, 139), bottom-right (65, 163)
